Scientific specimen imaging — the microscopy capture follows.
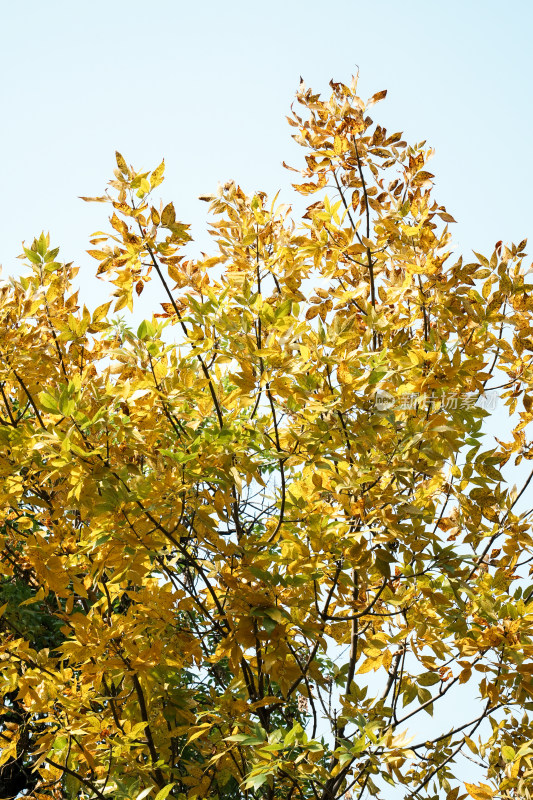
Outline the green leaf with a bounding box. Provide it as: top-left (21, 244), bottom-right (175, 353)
top-left (262, 616), bottom-right (277, 633)
top-left (226, 734), bottom-right (265, 745)
top-left (38, 392), bottom-right (60, 414)
top-left (417, 672), bottom-right (440, 687)
top-left (502, 745), bottom-right (516, 762)
top-left (154, 784), bottom-right (175, 800)
top-left (284, 723), bottom-right (304, 747)
top-left (23, 246), bottom-right (42, 265)
top-left (243, 773), bottom-right (268, 790)
top-left (137, 320), bottom-right (157, 340)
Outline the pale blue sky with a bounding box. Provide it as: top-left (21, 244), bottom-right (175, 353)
top-left (1, 0), bottom-right (532, 310)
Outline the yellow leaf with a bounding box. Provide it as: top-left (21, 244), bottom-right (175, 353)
top-left (79, 195), bottom-right (108, 203)
top-left (230, 466), bottom-right (243, 495)
top-left (92, 301), bottom-right (111, 322)
top-left (154, 784), bottom-right (175, 800)
top-left (167, 264), bottom-right (182, 284)
top-left (464, 783), bottom-right (494, 800)
top-left (367, 89), bottom-right (387, 107)
top-left (250, 696), bottom-right (283, 710)
top-left (161, 203), bottom-right (176, 227)
top-left (150, 159), bottom-right (165, 190)
top-left (187, 724), bottom-right (211, 744)
top-left (438, 211), bottom-right (457, 223)
top-left (115, 151), bottom-right (129, 175)
top-left (337, 362), bottom-right (353, 385)
top-left (401, 224), bottom-right (421, 238)
top-left (114, 292), bottom-right (130, 312)
top-left (87, 249), bottom-right (110, 261)
top-left (357, 654), bottom-right (383, 674)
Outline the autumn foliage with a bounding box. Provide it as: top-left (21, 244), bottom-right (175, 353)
top-left (2, 76), bottom-right (533, 800)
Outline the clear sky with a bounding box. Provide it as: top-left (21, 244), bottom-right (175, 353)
top-left (1, 0), bottom-right (532, 311)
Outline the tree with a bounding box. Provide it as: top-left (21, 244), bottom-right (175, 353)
top-left (1, 75), bottom-right (533, 800)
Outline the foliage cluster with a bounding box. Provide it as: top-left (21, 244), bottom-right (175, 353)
top-left (2, 76), bottom-right (533, 800)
